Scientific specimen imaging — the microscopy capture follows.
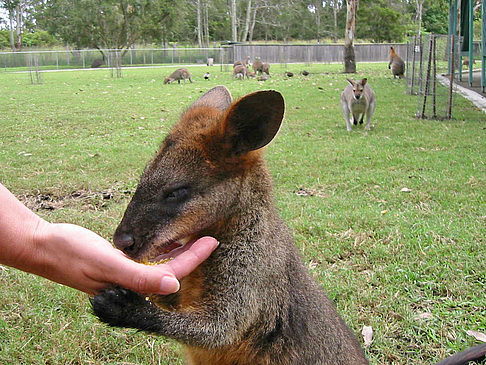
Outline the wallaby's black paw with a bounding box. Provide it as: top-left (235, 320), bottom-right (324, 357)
top-left (353, 119), bottom-right (357, 125)
top-left (91, 286), bottom-right (150, 328)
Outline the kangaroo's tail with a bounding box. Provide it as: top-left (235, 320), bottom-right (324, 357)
top-left (435, 343), bottom-right (486, 365)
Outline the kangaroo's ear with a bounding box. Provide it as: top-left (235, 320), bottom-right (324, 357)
top-left (361, 78), bottom-right (368, 86)
top-left (221, 90), bottom-right (284, 156)
top-left (346, 78), bottom-right (355, 86)
top-left (191, 85), bottom-right (232, 111)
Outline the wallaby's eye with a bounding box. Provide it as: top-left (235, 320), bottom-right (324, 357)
top-left (164, 186), bottom-right (190, 202)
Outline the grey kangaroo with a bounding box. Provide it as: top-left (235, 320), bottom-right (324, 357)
top-left (341, 78), bottom-right (376, 132)
top-left (92, 86), bottom-right (486, 365)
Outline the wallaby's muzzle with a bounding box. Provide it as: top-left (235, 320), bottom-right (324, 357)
top-left (113, 231), bottom-right (134, 250)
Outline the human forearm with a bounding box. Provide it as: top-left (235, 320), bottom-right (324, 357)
top-left (0, 183), bottom-right (46, 271)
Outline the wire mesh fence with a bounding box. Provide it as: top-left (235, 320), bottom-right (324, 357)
top-left (0, 48), bottom-right (225, 71)
top-left (406, 34), bottom-right (457, 120)
top-left (1, 44), bottom-right (408, 73)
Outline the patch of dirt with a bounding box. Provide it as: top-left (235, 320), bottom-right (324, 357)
top-left (294, 187), bottom-right (328, 198)
top-left (19, 189), bottom-right (133, 212)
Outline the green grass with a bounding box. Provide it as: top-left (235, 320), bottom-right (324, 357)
top-left (0, 63), bottom-right (485, 365)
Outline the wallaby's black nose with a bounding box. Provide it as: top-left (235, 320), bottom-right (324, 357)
top-left (114, 232), bottom-right (134, 250)
top-left (355, 94), bottom-right (360, 99)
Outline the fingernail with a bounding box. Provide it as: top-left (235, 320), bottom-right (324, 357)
top-left (160, 276), bottom-right (180, 293)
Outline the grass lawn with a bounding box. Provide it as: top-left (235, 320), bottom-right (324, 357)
top-left (0, 63), bottom-right (484, 365)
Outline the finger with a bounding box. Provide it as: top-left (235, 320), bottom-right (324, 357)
top-left (105, 236), bottom-right (218, 295)
top-left (108, 259), bottom-right (180, 295)
top-left (164, 236), bottom-right (219, 280)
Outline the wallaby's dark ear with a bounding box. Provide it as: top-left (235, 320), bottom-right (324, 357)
top-left (346, 78), bottom-right (355, 86)
top-left (361, 78), bottom-right (368, 86)
top-left (222, 90), bottom-right (284, 156)
top-left (191, 85), bottom-right (232, 111)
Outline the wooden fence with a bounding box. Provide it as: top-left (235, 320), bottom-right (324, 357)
top-left (229, 43), bottom-right (408, 64)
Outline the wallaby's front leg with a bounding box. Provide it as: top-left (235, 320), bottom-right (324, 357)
top-left (341, 100), bottom-right (353, 132)
top-left (92, 286), bottom-right (240, 348)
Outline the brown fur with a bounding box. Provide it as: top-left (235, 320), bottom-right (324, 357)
top-left (92, 86), bottom-right (368, 364)
top-left (233, 56), bottom-right (251, 69)
top-left (164, 68), bottom-right (193, 84)
top-left (389, 46), bottom-right (405, 79)
top-left (232, 64), bottom-right (254, 79)
top-left (92, 86), bottom-right (486, 365)
top-left (252, 58), bottom-right (270, 75)
top-left (462, 58), bottom-right (476, 66)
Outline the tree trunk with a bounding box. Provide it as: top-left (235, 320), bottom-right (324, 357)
top-left (249, 4), bottom-right (258, 43)
top-left (333, 5), bottom-right (338, 42)
top-left (230, 0), bottom-right (237, 42)
top-left (196, 0), bottom-right (202, 48)
top-left (203, 0), bottom-right (209, 47)
top-left (15, 4), bottom-right (22, 50)
top-left (241, 0), bottom-right (252, 42)
top-left (344, 0), bottom-right (358, 73)
top-left (8, 9), bottom-right (16, 51)
top-left (315, 1), bottom-right (321, 44)
top-left (415, 0), bottom-right (424, 38)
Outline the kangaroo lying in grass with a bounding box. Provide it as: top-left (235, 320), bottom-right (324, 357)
top-left (91, 86), bottom-right (486, 365)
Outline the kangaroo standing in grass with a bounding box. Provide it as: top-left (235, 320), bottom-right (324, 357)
top-left (164, 68), bottom-right (193, 84)
top-left (341, 78), bottom-right (376, 132)
top-left (91, 86), bottom-right (368, 365)
top-left (388, 46), bottom-right (405, 79)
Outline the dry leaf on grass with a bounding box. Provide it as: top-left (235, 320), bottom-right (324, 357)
top-left (414, 312), bottom-right (433, 320)
top-left (466, 330), bottom-right (486, 342)
top-left (361, 326), bottom-right (373, 347)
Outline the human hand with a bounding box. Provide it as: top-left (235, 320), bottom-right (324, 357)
top-left (32, 222), bottom-right (218, 296)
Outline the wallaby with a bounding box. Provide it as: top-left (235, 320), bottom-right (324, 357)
top-left (389, 46), bottom-right (405, 79)
top-left (91, 86), bottom-right (486, 365)
top-left (233, 56), bottom-right (251, 69)
top-left (91, 86), bottom-right (369, 365)
top-left (462, 58), bottom-right (476, 66)
top-left (164, 68), bottom-right (193, 84)
top-left (252, 58), bottom-right (270, 75)
top-left (232, 64), bottom-right (254, 79)
top-left (341, 78), bottom-right (376, 132)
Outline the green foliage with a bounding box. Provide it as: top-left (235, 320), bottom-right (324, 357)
top-left (0, 30), bottom-right (10, 49)
top-left (0, 64), bottom-right (485, 364)
top-left (36, 0), bottom-right (178, 50)
top-left (422, 0), bottom-right (449, 34)
top-left (357, 0), bottom-right (409, 42)
top-left (22, 30), bottom-right (58, 47)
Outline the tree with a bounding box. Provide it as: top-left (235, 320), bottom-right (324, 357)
top-left (422, 0), bottom-right (449, 34)
top-left (196, 0), bottom-right (202, 47)
top-left (1, 0), bottom-right (32, 51)
top-left (37, 0), bottom-right (177, 56)
top-left (240, 0), bottom-right (252, 42)
top-left (229, 0), bottom-right (237, 41)
top-left (344, 0), bottom-right (358, 73)
top-left (357, 0), bottom-right (407, 42)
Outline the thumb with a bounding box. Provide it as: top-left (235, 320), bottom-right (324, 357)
top-left (110, 260), bottom-right (180, 295)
